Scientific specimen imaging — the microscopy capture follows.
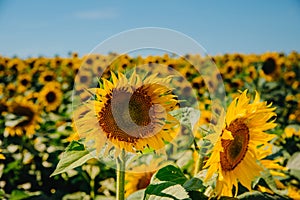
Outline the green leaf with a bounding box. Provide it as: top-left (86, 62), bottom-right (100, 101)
top-left (287, 152), bottom-right (300, 170)
top-left (10, 190), bottom-right (30, 200)
top-left (65, 140), bottom-right (85, 151)
top-left (187, 191), bottom-right (208, 200)
top-left (145, 182), bottom-right (190, 200)
top-left (238, 191), bottom-right (288, 200)
top-left (0, 189), bottom-right (5, 196)
top-left (170, 107), bottom-right (200, 131)
top-left (3, 160), bottom-right (21, 174)
top-left (50, 141), bottom-right (93, 177)
top-left (290, 169), bottom-right (300, 181)
top-left (183, 177), bottom-right (204, 191)
top-left (287, 152), bottom-right (300, 180)
top-left (152, 165), bottom-right (188, 185)
top-left (127, 189), bottom-right (145, 200)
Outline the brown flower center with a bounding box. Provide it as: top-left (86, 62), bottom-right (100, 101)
top-left (227, 66), bottom-right (233, 74)
top-left (99, 87), bottom-right (160, 143)
top-left (46, 91), bottom-right (57, 103)
top-left (21, 78), bottom-right (29, 86)
top-left (262, 58), bottom-right (276, 75)
top-left (44, 75), bottom-right (54, 82)
top-left (220, 118), bottom-right (249, 171)
top-left (12, 105), bottom-right (34, 127)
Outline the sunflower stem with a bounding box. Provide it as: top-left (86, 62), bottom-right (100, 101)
top-left (193, 140), bottom-right (204, 176)
top-left (90, 178), bottom-right (95, 199)
top-left (116, 149), bottom-right (126, 200)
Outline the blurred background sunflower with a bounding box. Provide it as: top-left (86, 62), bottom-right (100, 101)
top-left (4, 96), bottom-right (42, 137)
top-left (38, 82), bottom-right (63, 112)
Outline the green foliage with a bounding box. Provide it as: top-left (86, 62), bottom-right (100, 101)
top-left (170, 107), bottom-right (200, 132)
top-left (143, 165), bottom-right (207, 200)
top-left (51, 141), bottom-right (93, 177)
top-left (1, 53), bottom-right (299, 199)
top-left (287, 152), bottom-right (300, 181)
top-left (238, 191), bottom-right (288, 200)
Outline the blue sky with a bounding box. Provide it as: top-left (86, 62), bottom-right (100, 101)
top-left (0, 0), bottom-right (299, 57)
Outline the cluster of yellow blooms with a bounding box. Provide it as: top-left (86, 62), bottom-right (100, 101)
top-left (0, 51), bottom-right (299, 198)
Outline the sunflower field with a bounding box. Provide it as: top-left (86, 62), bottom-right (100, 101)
top-left (0, 51), bottom-right (300, 200)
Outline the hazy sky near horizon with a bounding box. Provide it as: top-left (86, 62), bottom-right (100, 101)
top-left (0, 0), bottom-right (299, 57)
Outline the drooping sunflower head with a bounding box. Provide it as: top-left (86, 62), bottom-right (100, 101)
top-left (74, 71), bottom-right (179, 157)
top-left (4, 96), bottom-right (42, 137)
top-left (204, 90), bottom-right (277, 197)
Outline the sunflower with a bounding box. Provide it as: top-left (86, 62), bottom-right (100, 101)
top-left (50, 57), bottom-right (62, 69)
top-left (204, 90), bottom-right (277, 197)
top-left (125, 158), bottom-right (164, 197)
top-left (4, 96), bottom-right (42, 137)
top-left (74, 71), bottom-right (179, 156)
top-left (245, 65), bottom-right (258, 83)
top-left (17, 73), bottom-right (32, 93)
top-left (6, 83), bottom-right (16, 98)
top-left (38, 71), bottom-right (56, 85)
top-left (290, 107), bottom-right (300, 123)
top-left (74, 69), bottom-right (93, 90)
top-left (191, 76), bottom-right (208, 96)
top-left (283, 71), bottom-right (296, 86)
top-left (259, 52), bottom-right (284, 81)
top-left (281, 126), bottom-right (300, 139)
top-left (38, 82), bottom-right (63, 112)
top-left (226, 78), bottom-right (244, 92)
top-left (32, 57), bottom-right (48, 73)
top-left (197, 110), bottom-right (212, 126)
top-left (221, 61), bottom-right (240, 80)
top-left (7, 58), bottom-right (27, 74)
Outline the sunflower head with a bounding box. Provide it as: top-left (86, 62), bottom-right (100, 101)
top-left (125, 157), bottom-right (164, 197)
top-left (38, 82), bottom-right (63, 112)
top-left (4, 96), bottom-right (42, 137)
top-left (17, 74), bottom-right (32, 93)
top-left (260, 52), bottom-right (284, 81)
top-left (204, 90), bottom-right (277, 197)
top-left (38, 71), bottom-right (56, 84)
top-left (74, 71), bottom-right (179, 157)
